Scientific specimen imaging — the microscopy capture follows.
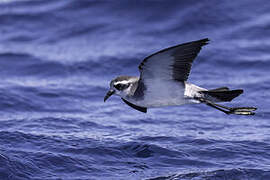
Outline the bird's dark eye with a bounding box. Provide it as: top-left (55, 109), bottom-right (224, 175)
top-left (114, 84), bottom-right (122, 90)
top-left (114, 83), bottom-right (129, 90)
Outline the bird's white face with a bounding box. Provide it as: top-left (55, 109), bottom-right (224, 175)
top-left (104, 77), bottom-right (136, 102)
top-left (111, 80), bottom-right (131, 97)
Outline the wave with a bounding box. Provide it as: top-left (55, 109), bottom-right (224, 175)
top-left (148, 168), bottom-right (270, 180)
top-left (0, 0), bottom-right (269, 179)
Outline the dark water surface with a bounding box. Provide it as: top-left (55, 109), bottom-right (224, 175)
top-left (0, 0), bottom-right (270, 179)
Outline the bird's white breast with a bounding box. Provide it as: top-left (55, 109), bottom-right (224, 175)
top-left (127, 80), bottom-right (185, 107)
top-left (126, 81), bottom-right (207, 108)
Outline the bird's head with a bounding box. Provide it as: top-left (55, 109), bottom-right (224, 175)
top-left (104, 76), bottom-right (136, 102)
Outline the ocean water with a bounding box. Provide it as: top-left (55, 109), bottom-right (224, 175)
top-left (0, 0), bottom-right (270, 179)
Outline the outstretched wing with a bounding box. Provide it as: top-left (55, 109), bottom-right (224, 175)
top-left (138, 38), bottom-right (209, 82)
top-left (121, 98), bottom-right (147, 113)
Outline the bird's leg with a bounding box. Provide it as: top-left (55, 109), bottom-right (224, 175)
top-left (204, 101), bottom-right (231, 114)
top-left (210, 102), bottom-right (257, 113)
top-left (199, 98), bottom-right (256, 115)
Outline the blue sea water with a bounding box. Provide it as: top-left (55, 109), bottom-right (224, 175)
top-left (0, 0), bottom-right (270, 179)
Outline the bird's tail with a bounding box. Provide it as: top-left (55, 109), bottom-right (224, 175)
top-left (198, 87), bottom-right (257, 115)
top-left (200, 87), bottom-right (243, 102)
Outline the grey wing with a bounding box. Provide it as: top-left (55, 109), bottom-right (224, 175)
top-left (138, 38), bottom-right (209, 82)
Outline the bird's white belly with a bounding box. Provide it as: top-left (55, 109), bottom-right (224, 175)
top-left (127, 81), bottom-right (200, 108)
top-left (141, 96), bottom-right (192, 107)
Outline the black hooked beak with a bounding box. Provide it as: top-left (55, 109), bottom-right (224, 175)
top-left (104, 90), bottom-right (115, 102)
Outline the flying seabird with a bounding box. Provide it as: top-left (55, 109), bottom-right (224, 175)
top-left (104, 38), bottom-right (256, 115)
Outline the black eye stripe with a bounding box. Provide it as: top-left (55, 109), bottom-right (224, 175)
top-left (114, 84), bottom-right (121, 90)
top-left (114, 83), bottom-right (130, 90)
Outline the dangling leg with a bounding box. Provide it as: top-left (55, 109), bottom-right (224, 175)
top-left (199, 98), bottom-right (257, 115)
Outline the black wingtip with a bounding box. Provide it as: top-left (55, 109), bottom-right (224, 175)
top-left (185, 38), bottom-right (210, 47)
top-left (198, 38), bottom-right (210, 45)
